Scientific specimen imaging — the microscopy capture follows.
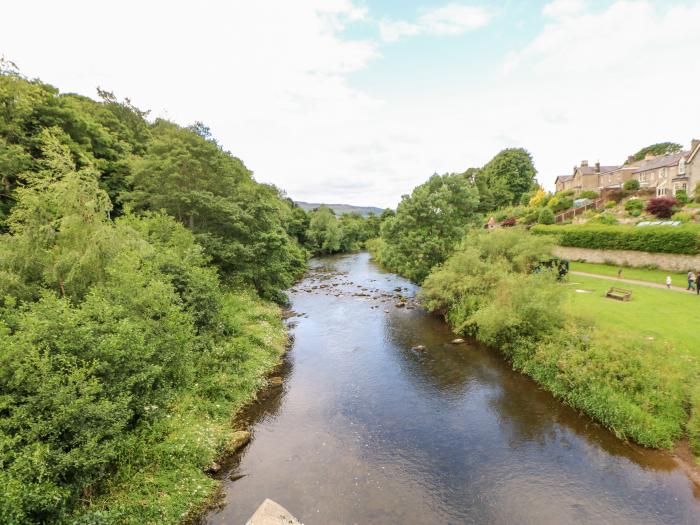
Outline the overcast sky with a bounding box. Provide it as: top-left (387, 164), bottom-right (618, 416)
top-left (3, 0), bottom-right (700, 207)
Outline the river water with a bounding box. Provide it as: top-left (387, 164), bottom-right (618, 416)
top-left (205, 252), bottom-right (700, 524)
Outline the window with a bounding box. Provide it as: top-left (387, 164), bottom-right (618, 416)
top-left (679, 158), bottom-right (686, 176)
top-left (640, 173), bottom-right (648, 182)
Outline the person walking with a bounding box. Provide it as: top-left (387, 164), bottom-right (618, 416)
top-left (688, 271), bottom-right (695, 291)
top-left (666, 275), bottom-right (672, 289)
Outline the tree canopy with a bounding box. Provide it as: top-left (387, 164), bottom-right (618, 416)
top-left (478, 148), bottom-right (537, 209)
top-left (628, 142), bottom-right (683, 163)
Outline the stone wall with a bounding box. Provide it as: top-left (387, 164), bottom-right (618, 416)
top-left (553, 246), bottom-right (700, 271)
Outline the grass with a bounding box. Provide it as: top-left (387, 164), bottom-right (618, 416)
top-left (70, 293), bottom-right (287, 524)
top-left (570, 261), bottom-right (691, 287)
top-left (564, 273), bottom-right (700, 453)
top-left (565, 274), bottom-right (700, 359)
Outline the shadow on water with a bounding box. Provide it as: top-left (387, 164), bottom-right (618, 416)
top-left (205, 252), bottom-right (700, 525)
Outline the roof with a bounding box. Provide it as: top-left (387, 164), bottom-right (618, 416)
top-left (578, 165), bottom-right (619, 175)
top-left (632, 151), bottom-right (689, 173)
top-left (555, 175), bottom-right (573, 183)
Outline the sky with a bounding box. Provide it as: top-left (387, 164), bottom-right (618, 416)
top-left (2, 0), bottom-right (700, 208)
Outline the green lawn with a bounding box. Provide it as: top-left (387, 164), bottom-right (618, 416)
top-left (570, 261), bottom-right (691, 288)
top-left (565, 274), bottom-right (700, 360)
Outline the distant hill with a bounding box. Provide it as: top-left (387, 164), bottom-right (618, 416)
top-left (295, 201), bottom-right (384, 217)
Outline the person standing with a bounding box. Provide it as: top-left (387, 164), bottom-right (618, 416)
top-left (696, 272), bottom-right (700, 295)
top-left (688, 271), bottom-right (695, 291)
top-left (666, 275), bottom-right (672, 289)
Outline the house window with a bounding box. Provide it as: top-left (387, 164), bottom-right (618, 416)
top-left (640, 173), bottom-right (648, 182)
top-left (679, 158), bottom-right (686, 175)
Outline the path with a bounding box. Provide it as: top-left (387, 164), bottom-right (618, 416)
top-left (570, 270), bottom-right (698, 293)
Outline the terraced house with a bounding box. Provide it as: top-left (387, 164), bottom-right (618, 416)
top-left (555, 139), bottom-right (700, 197)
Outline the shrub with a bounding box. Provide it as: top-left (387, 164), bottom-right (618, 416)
top-left (500, 217), bottom-right (517, 227)
top-left (531, 224), bottom-right (700, 254)
top-left (548, 196), bottom-right (573, 213)
top-left (538, 208), bottom-right (555, 225)
top-left (671, 211), bottom-right (692, 223)
top-left (604, 200), bottom-right (616, 209)
top-left (675, 189), bottom-right (689, 205)
top-left (623, 179), bottom-right (640, 191)
top-left (624, 198), bottom-right (644, 217)
top-left (646, 196), bottom-right (679, 218)
top-left (579, 190), bottom-right (599, 199)
top-left (589, 211), bottom-right (618, 225)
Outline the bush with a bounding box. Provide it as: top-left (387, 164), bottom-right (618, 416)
top-left (548, 196), bottom-right (573, 213)
top-left (531, 224), bottom-right (700, 254)
top-left (589, 211), bottom-right (618, 225)
top-left (579, 190), bottom-right (599, 199)
top-left (671, 211), bottom-right (692, 223)
top-left (538, 208), bottom-right (555, 225)
top-left (500, 217), bottom-right (517, 227)
top-left (646, 196), bottom-right (679, 218)
top-left (624, 198), bottom-right (644, 217)
top-left (623, 179), bottom-right (640, 191)
top-left (675, 189), bottom-right (689, 205)
top-left (604, 200), bottom-right (617, 209)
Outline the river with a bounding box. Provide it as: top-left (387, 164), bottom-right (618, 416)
top-left (204, 252), bottom-right (700, 524)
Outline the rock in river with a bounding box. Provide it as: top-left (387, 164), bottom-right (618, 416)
top-left (451, 338), bottom-right (466, 344)
top-left (224, 430), bottom-right (252, 454)
top-left (412, 345), bottom-right (426, 352)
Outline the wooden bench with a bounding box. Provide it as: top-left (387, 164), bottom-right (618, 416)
top-left (606, 287), bottom-right (632, 301)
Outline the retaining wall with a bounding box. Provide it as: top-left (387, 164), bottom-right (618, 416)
top-left (553, 246), bottom-right (700, 271)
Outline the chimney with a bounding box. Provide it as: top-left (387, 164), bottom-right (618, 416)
top-left (581, 160), bottom-right (588, 167)
top-left (595, 161), bottom-right (600, 173)
top-left (627, 155), bottom-right (636, 164)
top-left (692, 139), bottom-right (700, 151)
top-left (644, 153), bottom-right (656, 161)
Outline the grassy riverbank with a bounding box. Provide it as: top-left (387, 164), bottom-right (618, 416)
top-left (71, 293), bottom-right (287, 524)
top-left (418, 228), bottom-right (700, 454)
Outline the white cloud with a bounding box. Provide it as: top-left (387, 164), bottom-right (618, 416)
top-left (380, 3), bottom-right (492, 42)
top-left (1, 0), bottom-right (699, 207)
top-left (499, 0), bottom-right (700, 189)
top-left (542, 0), bottom-right (586, 19)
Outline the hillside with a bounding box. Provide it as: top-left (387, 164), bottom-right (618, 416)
top-left (295, 201), bottom-right (384, 216)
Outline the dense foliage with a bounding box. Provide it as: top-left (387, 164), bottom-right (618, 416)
top-left (304, 206), bottom-right (379, 255)
top-left (420, 229), bottom-right (689, 448)
top-left (477, 148), bottom-right (537, 209)
top-left (0, 69), bottom-right (302, 523)
top-left (628, 142), bottom-right (682, 163)
top-left (374, 173), bottom-right (481, 283)
top-left (532, 224), bottom-right (700, 255)
top-left (645, 196), bottom-right (679, 219)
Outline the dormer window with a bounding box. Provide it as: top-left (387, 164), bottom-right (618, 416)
top-left (679, 157), bottom-right (686, 176)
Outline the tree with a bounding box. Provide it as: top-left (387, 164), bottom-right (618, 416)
top-left (628, 142), bottom-right (682, 163)
top-left (378, 173), bottom-right (480, 283)
top-left (480, 148), bottom-right (537, 208)
top-left (123, 120), bottom-right (305, 300)
top-left (306, 205), bottom-right (341, 254)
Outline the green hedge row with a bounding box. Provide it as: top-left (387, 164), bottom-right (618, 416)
top-left (531, 224), bottom-right (700, 255)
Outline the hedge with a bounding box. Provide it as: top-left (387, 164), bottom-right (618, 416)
top-left (531, 224), bottom-right (700, 255)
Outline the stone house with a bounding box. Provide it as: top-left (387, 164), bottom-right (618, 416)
top-left (555, 161), bottom-right (619, 194)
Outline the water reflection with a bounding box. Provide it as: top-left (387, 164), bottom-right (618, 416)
top-left (205, 252), bottom-right (700, 525)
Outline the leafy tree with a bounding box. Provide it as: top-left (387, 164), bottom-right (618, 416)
top-left (123, 120), bottom-right (305, 300)
top-left (306, 205), bottom-right (341, 254)
top-left (479, 148), bottom-right (537, 208)
top-left (628, 142), bottom-right (682, 163)
top-left (378, 173), bottom-right (480, 283)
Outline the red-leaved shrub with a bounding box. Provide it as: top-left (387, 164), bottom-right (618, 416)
top-left (645, 197), bottom-right (679, 218)
top-left (500, 217), bottom-right (517, 227)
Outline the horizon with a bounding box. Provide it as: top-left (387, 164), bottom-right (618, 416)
top-left (3, 0), bottom-right (699, 208)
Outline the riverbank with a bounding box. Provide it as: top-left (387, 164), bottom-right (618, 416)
top-left (415, 228), bottom-right (700, 456)
top-left (70, 293), bottom-right (288, 525)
